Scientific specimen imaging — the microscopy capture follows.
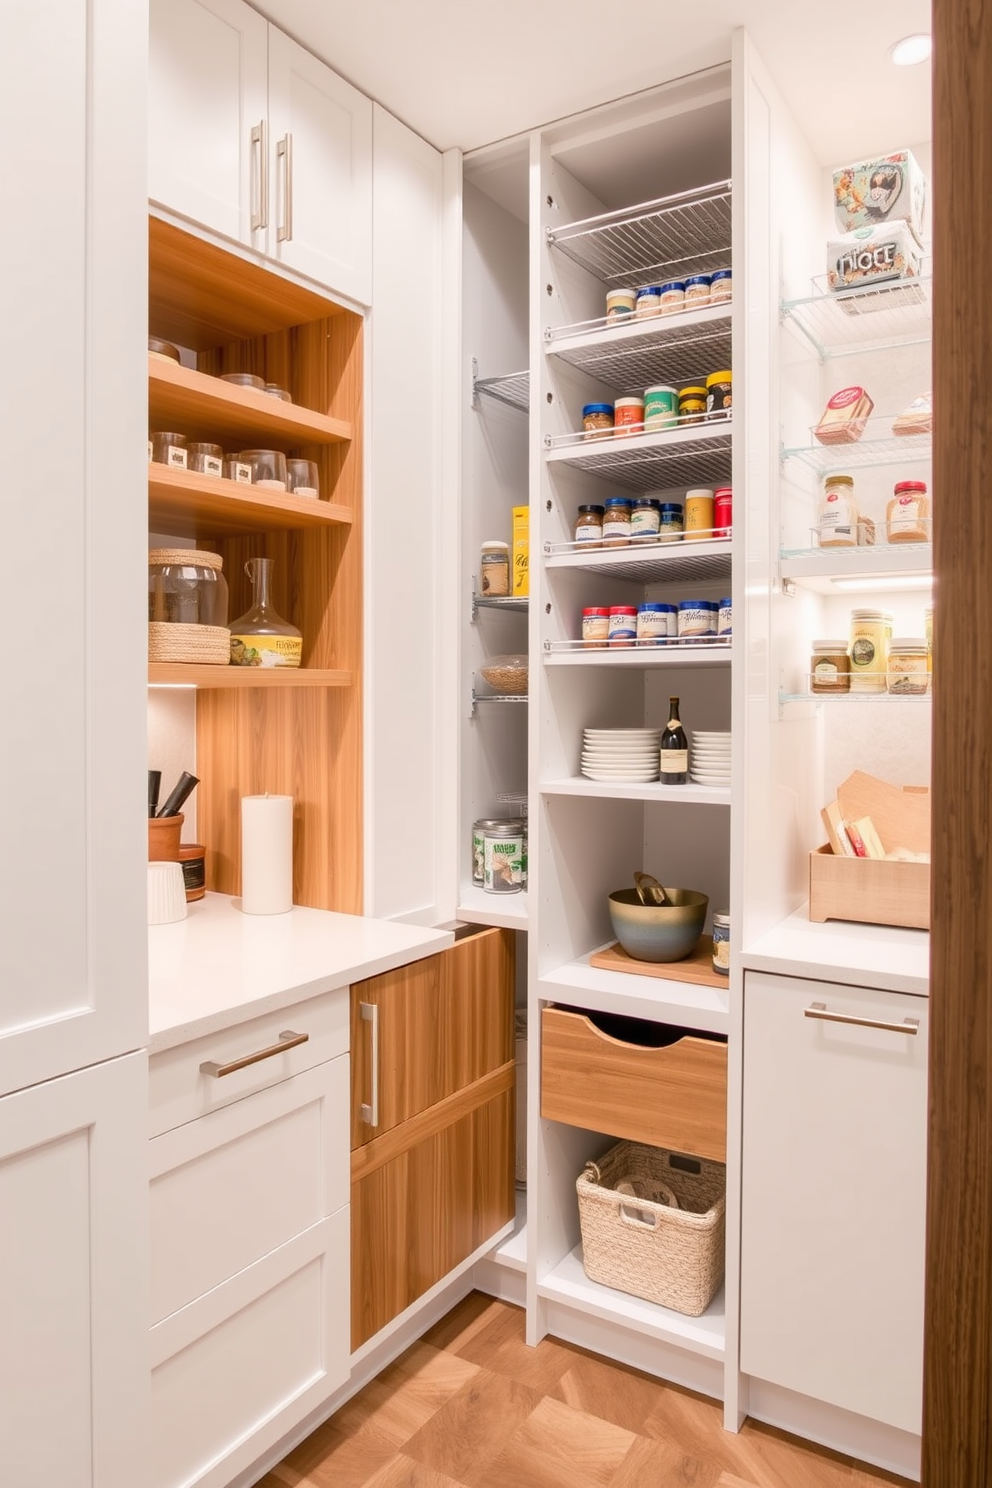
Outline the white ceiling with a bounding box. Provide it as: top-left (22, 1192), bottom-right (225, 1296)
top-left (256, 0), bottom-right (931, 165)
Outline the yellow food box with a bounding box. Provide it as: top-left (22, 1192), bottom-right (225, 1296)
top-left (512, 505), bottom-right (529, 597)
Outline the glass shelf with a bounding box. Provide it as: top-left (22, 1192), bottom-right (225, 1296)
top-left (544, 304), bottom-right (731, 392)
top-left (545, 420), bottom-right (732, 492)
top-left (780, 543), bottom-right (932, 594)
top-left (781, 274), bottom-right (932, 359)
top-left (781, 432), bottom-right (931, 474)
top-left (547, 181), bottom-right (732, 286)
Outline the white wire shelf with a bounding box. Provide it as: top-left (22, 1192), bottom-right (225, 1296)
top-left (471, 690), bottom-right (529, 712)
top-left (546, 420), bottom-right (732, 492)
top-left (473, 367), bottom-right (530, 413)
top-left (544, 638), bottom-right (731, 667)
top-left (547, 181), bottom-right (732, 287)
top-left (781, 431), bottom-right (931, 474)
top-left (545, 535), bottom-right (732, 585)
top-left (780, 543), bottom-right (932, 593)
top-left (545, 304), bottom-right (732, 391)
top-left (472, 593), bottom-right (529, 616)
top-left (781, 274), bottom-right (932, 359)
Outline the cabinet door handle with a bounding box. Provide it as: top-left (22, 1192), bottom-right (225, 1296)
top-left (250, 119), bottom-right (268, 231)
top-left (360, 1001), bottom-right (379, 1126)
top-left (277, 132), bottom-right (293, 243)
top-left (804, 1001), bottom-right (919, 1036)
top-left (200, 1029), bottom-right (308, 1079)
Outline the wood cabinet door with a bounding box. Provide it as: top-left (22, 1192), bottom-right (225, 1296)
top-left (265, 27), bottom-right (373, 303)
top-left (148, 0), bottom-right (268, 246)
top-left (740, 971), bottom-right (928, 1435)
top-left (351, 928), bottom-right (514, 1148)
top-left (351, 1085), bottom-right (514, 1349)
top-left (0, 1054), bottom-right (147, 1488)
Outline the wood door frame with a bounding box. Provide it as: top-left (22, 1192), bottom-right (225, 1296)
top-left (923, 3), bottom-right (992, 1482)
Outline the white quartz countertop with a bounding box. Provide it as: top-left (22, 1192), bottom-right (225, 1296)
top-left (148, 893), bottom-right (454, 1052)
top-left (741, 906), bottom-right (930, 997)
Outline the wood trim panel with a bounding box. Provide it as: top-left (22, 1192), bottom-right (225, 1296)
top-left (924, 5), bottom-right (992, 1483)
top-left (540, 1008), bottom-right (727, 1163)
top-left (350, 1062), bottom-right (515, 1183)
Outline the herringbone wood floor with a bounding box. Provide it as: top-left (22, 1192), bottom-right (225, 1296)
top-left (260, 1293), bottom-right (912, 1488)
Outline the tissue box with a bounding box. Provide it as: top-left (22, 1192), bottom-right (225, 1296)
top-left (833, 150), bottom-right (927, 243)
top-left (828, 223), bottom-right (923, 296)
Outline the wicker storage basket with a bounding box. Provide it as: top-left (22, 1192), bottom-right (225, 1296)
top-left (577, 1140), bottom-right (725, 1316)
top-left (148, 620), bottom-right (231, 664)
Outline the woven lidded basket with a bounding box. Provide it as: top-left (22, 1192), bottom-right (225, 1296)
top-left (576, 1140), bottom-right (726, 1316)
top-left (148, 621), bottom-right (231, 664)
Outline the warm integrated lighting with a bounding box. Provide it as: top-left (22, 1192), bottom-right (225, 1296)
top-left (830, 574), bottom-right (933, 592)
top-left (890, 33), bottom-right (932, 66)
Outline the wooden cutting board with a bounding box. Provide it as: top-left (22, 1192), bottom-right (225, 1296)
top-left (836, 770), bottom-right (930, 852)
top-left (589, 937), bottom-right (727, 989)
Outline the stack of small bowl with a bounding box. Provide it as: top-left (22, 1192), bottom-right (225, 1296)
top-left (690, 731), bottom-right (731, 787)
top-left (582, 728), bottom-right (662, 782)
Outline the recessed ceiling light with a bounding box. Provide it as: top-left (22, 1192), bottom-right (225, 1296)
top-left (890, 33), bottom-right (932, 66)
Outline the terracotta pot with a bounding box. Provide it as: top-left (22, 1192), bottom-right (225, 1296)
top-left (148, 812), bottom-right (184, 862)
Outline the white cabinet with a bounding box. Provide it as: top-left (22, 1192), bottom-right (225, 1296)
top-left (148, 997), bottom-right (351, 1488)
top-left (0, 1054), bottom-right (148, 1488)
top-left (739, 970), bottom-right (927, 1435)
top-left (149, 0), bottom-right (372, 303)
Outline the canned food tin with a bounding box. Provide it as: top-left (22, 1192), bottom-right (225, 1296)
top-left (473, 818), bottom-right (516, 884)
top-left (483, 824), bottom-right (526, 894)
top-left (712, 912), bottom-right (730, 974)
top-left (684, 488), bottom-right (715, 540)
top-left (643, 384), bottom-right (680, 431)
top-left (714, 487), bottom-right (733, 537)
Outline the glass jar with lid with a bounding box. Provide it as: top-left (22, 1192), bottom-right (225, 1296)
top-left (810, 639), bottom-right (851, 694)
top-left (887, 638), bottom-right (931, 695)
top-left (148, 548), bottom-right (230, 665)
top-left (574, 504), bottom-right (604, 545)
top-left (818, 474), bottom-right (858, 546)
top-left (480, 540), bottom-right (510, 596)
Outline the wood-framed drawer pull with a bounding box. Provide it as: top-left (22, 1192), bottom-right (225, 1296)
top-left (804, 1002), bottom-right (919, 1036)
top-left (199, 1030), bottom-right (309, 1079)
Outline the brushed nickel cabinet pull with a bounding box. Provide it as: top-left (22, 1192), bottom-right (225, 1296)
top-left (200, 1029), bottom-right (308, 1078)
top-left (804, 1001), bottom-right (919, 1036)
top-left (360, 1001), bottom-right (379, 1126)
top-left (250, 119), bottom-right (268, 231)
top-left (277, 132), bottom-right (293, 242)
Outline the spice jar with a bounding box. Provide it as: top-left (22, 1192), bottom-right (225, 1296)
top-left (810, 640), bottom-right (851, 694)
top-left (818, 473), bottom-right (858, 547)
top-left (712, 913), bottom-right (730, 974)
top-left (606, 287), bottom-right (636, 322)
top-left (630, 498), bottom-right (661, 541)
top-left (849, 609), bottom-right (893, 694)
top-left (151, 431), bottom-right (188, 469)
top-left (886, 480), bottom-right (931, 543)
top-left (658, 503), bottom-right (684, 542)
top-left (614, 396), bottom-right (644, 435)
top-left (684, 488), bottom-right (715, 541)
top-left (178, 843), bottom-right (206, 902)
top-left (602, 497), bottom-right (632, 544)
top-left (286, 458), bottom-right (319, 497)
top-left (575, 505), bottom-right (604, 545)
top-left (480, 541), bottom-right (510, 596)
top-left (705, 370), bottom-right (733, 418)
top-left (643, 384), bottom-right (680, 431)
top-left (188, 442), bottom-right (223, 476)
top-left (678, 385), bottom-right (708, 424)
top-left (658, 280), bottom-right (686, 314)
top-left (582, 403), bottom-right (614, 438)
top-left (634, 286), bottom-right (662, 318)
top-left (684, 274), bottom-right (711, 308)
top-left (710, 268), bottom-right (733, 303)
top-left (582, 607), bottom-right (611, 647)
top-left (887, 638), bottom-right (931, 695)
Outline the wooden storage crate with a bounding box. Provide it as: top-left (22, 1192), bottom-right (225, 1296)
top-left (808, 845), bottom-right (930, 930)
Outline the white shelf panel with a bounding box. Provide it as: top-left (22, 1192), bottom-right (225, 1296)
top-left (486, 1191), bottom-right (527, 1273)
top-left (539, 954), bottom-right (729, 1036)
top-left (541, 778), bottom-right (731, 805)
top-left (782, 432), bottom-right (931, 474)
top-left (546, 537), bottom-right (732, 586)
top-left (546, 181), bottom-right (732, 287)
top-left (456, 885), bottom-right (529, 931)
top-left (781, 690), bottom-right (932, 707)
top-left (545, 420), bottom-right (732, 493)
top-left (545, 643), bottom-right (731, 669)
top-left (742, 906), bottom-right (929, 997)
top-left (545, 305), bottom-right (731, 391)
top-left (538, 1244), bottom-right (726, 1359)
top-left (781, 275), bottom-right (932, 359)
top-left (780, 544), bottom-right (932, 593)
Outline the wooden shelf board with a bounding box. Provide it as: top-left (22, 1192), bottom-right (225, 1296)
top-left (148, 464), bottom-right (353, 538)
top-left (590, 937), bottom-right (727, 990)
top-left (149, 355), bottom-right (352, 449)
top-left (148, 664), bottom-right (352, 689)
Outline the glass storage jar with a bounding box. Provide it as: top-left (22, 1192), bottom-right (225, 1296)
top-left (148, 548), bottom-right (230, 665)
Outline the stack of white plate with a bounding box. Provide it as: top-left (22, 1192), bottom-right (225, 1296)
top-left (582, 728), bottom-right (662, 782)
top-left (691, 731), bottom-right (731, 787)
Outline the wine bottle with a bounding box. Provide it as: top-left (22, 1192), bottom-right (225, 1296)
top-left (659, 696), bottom-right (688, 785)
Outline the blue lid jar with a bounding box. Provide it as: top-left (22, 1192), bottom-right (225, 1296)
top-left (604, 496), bottom-right (631, 508)
top-left (660, 502), bottom-right (684, 513)
top-left (631, 497), bottom-right (656, 508)
top-left (635, 285), bottom-right (662, 298)
top-left (685, 274), bottom-right (711, 289)
top-left (639, 602), bottom-right (667, 612)
top-left (711, 269), bottom-right (732, 283)
top-left (659, 279), bottom-right (686, 294)
top-left (679, 599), bottom-right (719, 611)
top-left (582, 403), bottom-right (614, 416)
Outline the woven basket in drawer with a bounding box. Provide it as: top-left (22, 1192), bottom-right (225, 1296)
top-left (577, 1140), bottom-right (725, 1316)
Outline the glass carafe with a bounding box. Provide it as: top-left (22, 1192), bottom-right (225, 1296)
top-left (229, 557), bottom-right (302, 668)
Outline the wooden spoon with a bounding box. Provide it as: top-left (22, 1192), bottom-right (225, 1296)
top-left (634, 871), bottom-right (669, 906)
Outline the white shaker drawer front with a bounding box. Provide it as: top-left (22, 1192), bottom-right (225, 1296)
top-left (150, 1057), bottom-right (348, 1324)
top-left (149, 989), bottom-right (348, 1137)
top-left (149, 1207), bottom-right (349, 1488)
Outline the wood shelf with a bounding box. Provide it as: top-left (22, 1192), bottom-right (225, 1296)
top-left (148, 355), bottom-right (352, 449)
top-left (148, 664), bottom-right (353, 689)
top-left (148, 463), bottom-right (353, 538)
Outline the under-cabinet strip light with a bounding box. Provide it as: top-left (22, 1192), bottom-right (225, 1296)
top-left (830, 575), bottom-right (933, 592)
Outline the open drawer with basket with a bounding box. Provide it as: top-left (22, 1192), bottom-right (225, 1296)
top-left (541, 1006), bottom-right (728, 1163)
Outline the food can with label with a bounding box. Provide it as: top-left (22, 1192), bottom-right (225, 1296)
top-left (473, 818), bottom-right (514, 885)
top-left (678, 599), bottom-right (719, 642)
top-left (582, 607), bottom-right (611, 647)
top-left (608, 606), bottom-right (638, 646)
top-left (684, 488), bottom-right (715, 540)
top-left (714, 487), bottom-right (733, 537)
top-left (849, 608), bottom-right (893, 693)
top-left (483, 824), bottom-right (526, 894)
top-left (712, 913), bottom-right (730, 974)
top-left (636, 603), bottom-right (669, 646)
top-left (643, 384), bottom-right (680, 430)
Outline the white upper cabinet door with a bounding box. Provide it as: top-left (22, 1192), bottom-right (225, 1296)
top-left (740, 972), bottom-right (928, 1435)
top-left (0, 0), bottom-right (148, 1096)
top-left (149, 0), bottom-right (268, 246)
top-left (266, 28), bottom-right (373, 303)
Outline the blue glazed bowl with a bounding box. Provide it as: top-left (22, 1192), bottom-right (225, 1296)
top-left (607, 887), bottom-right (709, 962)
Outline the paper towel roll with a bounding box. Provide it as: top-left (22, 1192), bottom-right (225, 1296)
top-left (241, 794), bottom-right (293, 915)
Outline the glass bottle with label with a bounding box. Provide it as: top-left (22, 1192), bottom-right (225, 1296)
top-left (659, 696), bottom-right (688, 784)
top-left (229, 557), bottom-right (303, 668)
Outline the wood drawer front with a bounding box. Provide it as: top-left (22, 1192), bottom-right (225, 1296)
top-left (540, 1007), bottom-right (728, 1163)
top-left (150, 1208), bottom-right (349, 1488)
top-left (351, 927), bottom-right (513, 1148)
top-left (351, 1085), bottom-right (514, 1349)
top-left (150, 989), bottom-right (348, 1138)
top-left (150, 1058), bottom-right (348, 1325)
